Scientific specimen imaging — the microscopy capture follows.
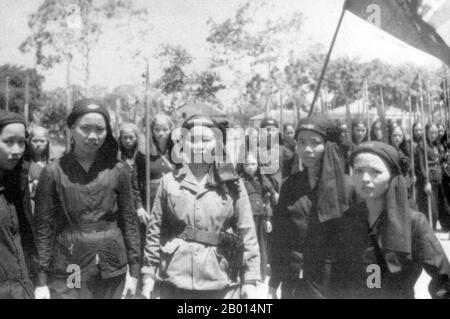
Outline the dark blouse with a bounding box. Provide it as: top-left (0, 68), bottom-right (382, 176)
top-left (415, 141), bottom-right (444, 184)
top-left (0, 163), bottom-right (35, 297)
top-left (0, 187), bottom-right (30, 283)
top-left (240, 173), bottom-right (275, 216)
top-left (33, 153), bottom-right (140, 285)
top-left (269, 169), bottom-right (355, 290)
top-left (132, 148), bottom-right (176, 210)
top-left (307, 203), bottom-right (450, 299)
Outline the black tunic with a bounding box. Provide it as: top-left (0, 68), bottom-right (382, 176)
top-left (305, 202), bottom-right (450, 299)
top-left (0, 164), bottom-right (35, 299)
top-left (33, 153), bottom-right (140, 286)
top-left (269, 169), bottom-right (356, 297)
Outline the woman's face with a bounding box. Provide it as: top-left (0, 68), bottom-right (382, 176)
top-left (390, 126), bottom-right (403, 148)
top-left (428, 124), bottom-right (439, 143)
top-left (120, 128), bottom-right (137, 150)
top-left (244, 153), bottom-right (258, 177)
top-left (352, 153), bottom-right (391, 200)
top-left (152, 119), bottom-right (171, 144)
top-left (0, 123), bottom-right (26, 171)
top-left (296, 130), bottom-right (325, 169)
top-left (184, 126), bottom-right (216, 164)
top-left (413, 124), bottom-right (423, 139)
top-left (353, 123), bottom-right (367, 144)
top-left (339, 124), bottom-right (348, 141)
top-left (438, 125), bottom-right (445, 138)
top-left (30, 129), bottom-right (49, 156)
top-left (284, 126), bottom-right (295, 141)
top-left (373, 123), bottom-right (383, 140)
top-left (71, 113), bottom-right (107, 155)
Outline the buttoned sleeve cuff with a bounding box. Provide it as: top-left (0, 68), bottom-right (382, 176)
top-left (129, 263), bottom-right (141, 278)
top-left (140, 265), bottom-right (157, 277)
top-left (36, 271), bottom-right (48, 287)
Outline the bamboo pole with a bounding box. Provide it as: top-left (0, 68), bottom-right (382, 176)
top-left (65, 57), bottom-right (72, 154)
top-left (365, 79), bottom-right (371, 141)
top-left (427, 92), bottom-right (432, 123)
top-left (279, 90), bottom-right (284, 138)
top-left (144, 59), bottom-right (151, 216)
top-left (379, 86), bottom-right (387, 143)
top-left (419, 75), bottom-right (433, 227)
top-left (24, 73), bottom-right (29, 125)
top-left (408, 94), bottom-right (416, 206)
top-left (5, 76), bottom-right (10, 112)
top-left (445, 75), bottom-right (450, 142)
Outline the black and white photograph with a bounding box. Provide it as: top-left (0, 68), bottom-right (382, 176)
top-left (0, 0), bottom-right (450, 301)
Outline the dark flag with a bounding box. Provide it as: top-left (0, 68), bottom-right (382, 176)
top-left (346, 0), bottom-right (450, 66)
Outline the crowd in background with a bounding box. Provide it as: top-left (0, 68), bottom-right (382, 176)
top-left (0, 97), bottom-right (449, 299)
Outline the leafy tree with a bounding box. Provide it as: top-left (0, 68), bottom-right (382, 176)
top-left (190, 71), bottom-right (226, 101)
top-left (20, 0), bottom-right (149, 93)
top-left (206, 1), bottom-right (304, 119)
top-left (325, 56), bottom-right (363, 107)
top-left (0, 64), bottom-right (45, 119)
top-left (155, 44), bottom-right (193, 95)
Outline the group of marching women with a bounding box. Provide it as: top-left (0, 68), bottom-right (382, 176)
top-left (0, 97), bottom-right (449, 299)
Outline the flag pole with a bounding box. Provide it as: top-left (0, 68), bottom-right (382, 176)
top-left (308, 0), bottom-right (348, 116)
top-left (419, 75), bottom-right (433, 226)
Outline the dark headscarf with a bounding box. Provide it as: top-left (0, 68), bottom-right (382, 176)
top-left (425, 123), bottom-right (439, 147)
top-left (0, 110), bottom-right (26, 130)
top-left (295, 115), bottom-right (349, 222)
top-left (388, 124), bottom-right (410, 159)
top-left (412, 122), bottom-right (423, 144)
top-left (118, 123), bottom-right (140, 160)
top-left (370, 119), bottom-right (383, 142)
top-left (350, 141), bottom-right (412, 273)
top-left (26, 126), bottom-right (51, 162)
top-left (0, 110), bottom-right (27, 200)
top-left (260, 117), bottom-right (283, 146)
top-left (351, 118), bottom-right (368, 145)
top-left (181, 115), bottom-right (239, 185)
top-left (67, 98), bottom-right (118, 161)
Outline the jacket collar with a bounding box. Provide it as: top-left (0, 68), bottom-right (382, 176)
top-left (174, 164), bottom-right (218, 195)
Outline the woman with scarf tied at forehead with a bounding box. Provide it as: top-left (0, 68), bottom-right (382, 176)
top-left (33, 99), bottom-right (140, 299)
top-left (268, 115), bottom-right (356, 299)
top-left (141, 115), bottom-right (260, 299)
top-left (26, 126), bottom-right (53, 216)
top-left (0, 111), bottom-right (36, 299)
top-left (321, 142), bottom-right (450, 298)
top-left (414, 123), bottom-right (450, 231)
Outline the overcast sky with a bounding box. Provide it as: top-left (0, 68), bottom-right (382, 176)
top-left (0, 0), bottom-right (444, 91)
